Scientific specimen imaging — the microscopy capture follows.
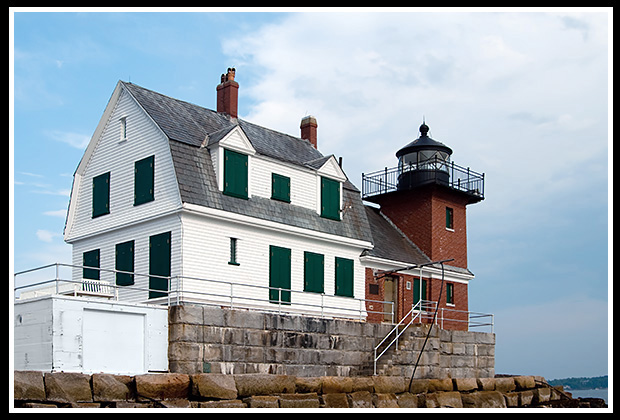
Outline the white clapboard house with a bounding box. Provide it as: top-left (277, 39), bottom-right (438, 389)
top-left (63, 69), bottom-right (379, 319)
top-left (63, 68), bottom-right (481, 323)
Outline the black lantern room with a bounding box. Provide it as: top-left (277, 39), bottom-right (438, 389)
top-left (396, 122), bottom-right (453, 190)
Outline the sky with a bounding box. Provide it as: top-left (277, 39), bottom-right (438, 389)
top-left (10, 8), bottom-right (611, 381)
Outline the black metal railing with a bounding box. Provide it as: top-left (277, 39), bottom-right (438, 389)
top-left (362, 158), bottom-right (484, 200)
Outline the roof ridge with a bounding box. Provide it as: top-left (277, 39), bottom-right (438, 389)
top-left (237, 118), bottom-right (314, 147)
top-left (121, 80), bottom-right (214, 114)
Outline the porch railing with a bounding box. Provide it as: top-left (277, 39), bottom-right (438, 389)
top-left (13, 263), bottom-right (393, 322)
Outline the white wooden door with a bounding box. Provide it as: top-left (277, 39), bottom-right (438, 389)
top-left (82, 308), bottom-right (146, 374)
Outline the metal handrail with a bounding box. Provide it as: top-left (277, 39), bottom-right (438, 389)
top-left (372, 299), bottom-right (494, 375)
top-left (14, 262), bottom-right (394, 322)
top-left (373, 299), bottom-right (428, 375)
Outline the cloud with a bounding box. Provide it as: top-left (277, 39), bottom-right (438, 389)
top-left (19, 171), bottom-right (44, 178)
top-left (221, 12), bottom-right (609, 251)
top-left (46, 130), bottom-right (90, 150)
top-left (32, 187), bottom-right (71, 197)
top-left (43, 209), bottom-right (68, 218)
top-left (36, 229), bottom-right (61, 243)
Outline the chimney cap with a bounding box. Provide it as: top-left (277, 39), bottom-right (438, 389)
top-left (220, 67), bottom-right (237, 84)
top-left (300, 115), bottom-right (318, 127)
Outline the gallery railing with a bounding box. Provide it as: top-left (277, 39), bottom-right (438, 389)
top-left (362, 158), bottom-right (485, 200)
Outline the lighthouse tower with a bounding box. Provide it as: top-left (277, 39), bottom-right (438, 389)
top-left (362, 122), bottom-right (484, 270)
top-left (361, 122), bottom-right (485, 327)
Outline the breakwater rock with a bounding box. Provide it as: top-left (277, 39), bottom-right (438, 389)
top-left (14, 371), bottom-right (607, 409)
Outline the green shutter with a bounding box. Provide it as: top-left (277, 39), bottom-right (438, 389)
top-left (321, 177), bottom-right (340, 220)
top-left (335, 257), bottom-right (354, 297)
top-left (269, 245), bottom-right (291, 304)
top-left (115, 240), bottom-right (134, 286)
top-left (224, 149), bottom-right (248, 199)
top-left (83, 249), bottom-right (100, 280)
top-left (92, 172), bottom-right (110, 218)
top-left (134, 155), bottom-right (154, 205)
top-left (271, 173), bottom-right (291, 203)
top-left (413, 278), bottom-right (428, 309)
top-left (149, 231), bottom-right (171, 299)
top-left (304, 251), bottom-right (324, 293)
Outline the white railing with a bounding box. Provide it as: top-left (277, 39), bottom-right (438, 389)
top-left (373, 300), bottom-right (494, 375)
top-left (13, 263), bottom-right (394, 322)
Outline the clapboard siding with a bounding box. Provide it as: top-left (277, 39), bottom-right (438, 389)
top-left (251, 156), bottom-right (318, 211)
top-left (70, 214), bottom-right (182, 303)
top-left (179, 211), bottom-right (366, 317)
top-left (66, 88), bottom-right (181, 241)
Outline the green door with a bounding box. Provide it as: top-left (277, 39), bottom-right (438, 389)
top-left (149, 231), bottom-right (171, 299)
top-left (413, 278), bottom-right (427, 310)
top-left (269, 245), bottom-right (291, 304)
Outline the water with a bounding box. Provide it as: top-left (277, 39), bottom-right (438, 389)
top-left (568, 388), bottom-right (608, 404)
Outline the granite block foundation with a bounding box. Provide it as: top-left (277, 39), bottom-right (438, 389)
top-left (168, 305), bottom-right (495, 378)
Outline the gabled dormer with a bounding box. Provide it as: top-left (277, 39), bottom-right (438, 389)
top-left (305, 155), bottom-right (347, 221)
top-left (205, 124), bottom-right (256, 199)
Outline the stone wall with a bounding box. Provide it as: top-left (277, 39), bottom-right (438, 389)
top-left (168, 305), bottom-right (495, 378)
top-left (15, 371), bottom-right (606, 408)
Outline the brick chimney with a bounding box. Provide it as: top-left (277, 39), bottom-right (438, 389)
top-left (216, 68), bottom-right (239, 118)
top-left (300, 115), bottom-right (318, 149)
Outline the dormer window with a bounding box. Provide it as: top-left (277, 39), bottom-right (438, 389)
top-left (320, 176), bottom-right (340, 220)
top-left (207, 125), bottom-right (255, 199)
top-left (223, 149), bottom-right (248, 199)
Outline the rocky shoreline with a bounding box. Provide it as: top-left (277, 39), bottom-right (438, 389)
top-left (14, 371), bottom-right (609, 409)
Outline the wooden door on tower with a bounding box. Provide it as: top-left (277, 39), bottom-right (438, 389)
top-left (384, 276), bottom-right (398, 323)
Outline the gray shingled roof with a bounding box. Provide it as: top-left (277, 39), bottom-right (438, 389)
top-left (362, 205), bottom-right (431, 266)
top-left (123, 81), bottom-right (372, 243)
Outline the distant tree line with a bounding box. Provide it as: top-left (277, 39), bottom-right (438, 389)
top-left (548, 375), bottom-right (608, 390)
